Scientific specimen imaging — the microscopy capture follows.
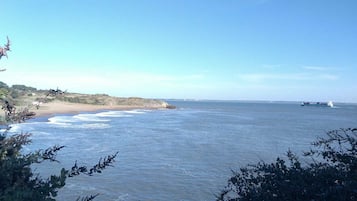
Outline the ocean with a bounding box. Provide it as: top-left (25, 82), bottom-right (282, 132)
top-left (8, 100), bottom-right (357, 201)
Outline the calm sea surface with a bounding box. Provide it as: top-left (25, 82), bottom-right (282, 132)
top-left (9, 100), bottom-right (357, 201)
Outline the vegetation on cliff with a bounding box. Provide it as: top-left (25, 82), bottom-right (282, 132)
top-left (0, 81), bottom-right (168, 107)
top-left (0, 81), bottom-right (173, 124)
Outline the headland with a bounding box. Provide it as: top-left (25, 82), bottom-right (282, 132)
top-left (0, 85), bottom-right (174, 121)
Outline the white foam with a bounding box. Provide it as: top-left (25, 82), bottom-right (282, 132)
top-left (73, 113), bottom-right (110, 122)
top-left (48, 116), bottom-right (78, 124)
top-left (6, 109), bottom-right (146, 132)
top-left (6, 123), bottom-right (30, 133)
top-left (96, 111), bottom-right (132, 118)
top-left (7, 124), bottom-right (22, 133)
top-left (124, 110), bottom-right (147, 114)
top-left (46, 120), bottom-right (111, 129)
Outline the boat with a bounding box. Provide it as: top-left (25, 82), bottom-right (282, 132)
top-left (301, 101), bottom-right (334, 107)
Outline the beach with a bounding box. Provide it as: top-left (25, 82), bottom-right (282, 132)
top-left (0, 89), bottom-right (173, 121)
top-left (33, 100), bottom-right (170, 117)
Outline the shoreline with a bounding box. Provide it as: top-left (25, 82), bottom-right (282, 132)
top-left (32, 101), bottom-right (169, 118)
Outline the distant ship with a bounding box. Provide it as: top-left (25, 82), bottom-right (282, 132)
top-left (301, 101), bottom-right (334, 107)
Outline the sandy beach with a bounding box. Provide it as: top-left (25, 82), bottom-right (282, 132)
top-left (33, 100), bottom-right (168, 118)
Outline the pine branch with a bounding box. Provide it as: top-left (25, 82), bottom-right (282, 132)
top-left (76, 193), bottom-right (99, 201)
top-left (41, 145), bottom-right (66, 162)
top-left (68, 152), bottom-right (119, 177)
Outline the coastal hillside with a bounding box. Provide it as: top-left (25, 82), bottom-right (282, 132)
top-left (0, 81), bottom-right (174, 121)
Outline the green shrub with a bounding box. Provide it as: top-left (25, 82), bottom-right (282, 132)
top-left (11, 84), bottom-right (37, 91)
top-left (0, 81), bottom-right (9, 89)
top-left (0, 88), bottom-right (8, 97)
top-left (217, 128), bottom-right (357, 201)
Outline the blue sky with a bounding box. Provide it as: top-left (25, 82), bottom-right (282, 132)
top-left (0, 0), bottom-right (356, 102)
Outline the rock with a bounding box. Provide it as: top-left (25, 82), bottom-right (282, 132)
top-left (161, 101), bottom-right (176, 109)
top-left (166, 105), bottom-right (176, 109)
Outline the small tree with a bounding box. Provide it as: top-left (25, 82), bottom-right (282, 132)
top-left (217, 128), bottom-right (357, 201)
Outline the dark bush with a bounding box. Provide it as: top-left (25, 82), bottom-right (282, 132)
top-left (217, 128), bottom-right (357, 201)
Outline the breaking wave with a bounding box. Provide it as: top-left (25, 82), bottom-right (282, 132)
top-left (73, 113), bottom-right (110, 122)
top-left (46, 110), bottom-right (147, 129)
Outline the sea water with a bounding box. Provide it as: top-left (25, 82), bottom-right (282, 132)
top-left (8, 101), bottom-right (357, 201)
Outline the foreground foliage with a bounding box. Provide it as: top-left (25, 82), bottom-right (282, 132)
top-left (0, 36), bottom-right (120, 201)
top-left (0, 128), bottom-right (118, 201)
top-left (218, 128), bottom-right (357, 201)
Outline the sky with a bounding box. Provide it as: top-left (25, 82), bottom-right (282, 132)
top-left (0, 0), bottom-right (356, 102)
